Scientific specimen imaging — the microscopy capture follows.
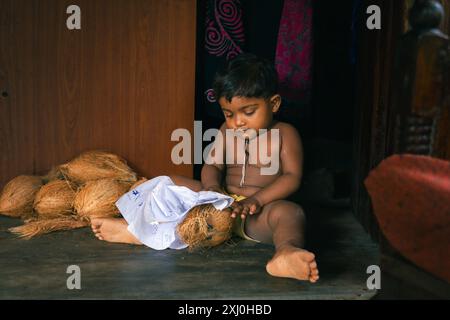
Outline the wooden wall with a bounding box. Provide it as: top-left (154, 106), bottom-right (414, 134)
top-left (0, 0), bottom-right (196, 188)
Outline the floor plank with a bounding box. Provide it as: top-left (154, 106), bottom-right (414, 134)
top-left (0, 205), bottom-right (378, 299)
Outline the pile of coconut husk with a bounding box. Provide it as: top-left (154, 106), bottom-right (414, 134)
top-left (0, 150), bottom-right (139, 239)
top-left (0, 175), bottom-right (44, 220)
top-left (0, 152), bottom-right (233, 248)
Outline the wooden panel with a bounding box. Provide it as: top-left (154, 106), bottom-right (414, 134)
top-left (0, 0), bottom-right (36, 188)
top-left (0, 0), bottom-right (196, 188)
top-left (352, 0), bottom-right (406, 240)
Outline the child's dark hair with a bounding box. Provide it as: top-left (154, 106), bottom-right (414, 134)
top-left (212, 53), bottom-right (278, 102)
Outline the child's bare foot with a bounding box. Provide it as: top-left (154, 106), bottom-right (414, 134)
top-left (91, 218), bottom-right (142, 245)
top-left (266, 246), bottom-right (319, 283)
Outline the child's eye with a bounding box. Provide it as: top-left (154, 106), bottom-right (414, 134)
top-left (224, 113), bottom-right (233, 118)
top-left (244, 111), bottom-right (255, 116)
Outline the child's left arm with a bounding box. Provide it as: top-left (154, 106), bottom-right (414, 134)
top-left (253, 124), bottom-right (303, 203)
top-left (234, 124), bottom-right (303, 217)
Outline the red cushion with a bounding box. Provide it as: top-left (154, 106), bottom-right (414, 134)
top-left (365, 154), bottom-right (450, 283)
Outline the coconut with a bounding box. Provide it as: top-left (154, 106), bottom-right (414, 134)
top-left (177, 204), bottom-right (233, 249)
top-left (33, 180), bottom-right (76, 219)
top-left (9, 216), bottom-right (89, 239)
top-left (0, 175), bottom-right (43, 219)
top-left (59, 150), bottom-right (137, 184)
top-left (74, 179), bottom-right (131, 220)
top-left (41, 166), bottom-right (64, 184)
top-left (129, 177), bottom-right (148, 190)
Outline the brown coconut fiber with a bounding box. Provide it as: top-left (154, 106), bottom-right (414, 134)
top-left (9, 216), bottom-right (89, 239)
top-left (177, 204), bottom-right (233, 249)
top-left (33, 180), bottom-right (77, 219)
top-left (74, 179), bottom-right (131, 220)
top-left (60, 150), bottom-right (137, 184)
top-left (0, 175), bottom-right (43, 219)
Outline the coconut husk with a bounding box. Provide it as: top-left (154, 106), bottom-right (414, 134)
top-left (177, 204), bottom-right (233, 249)
top-left (9, 216), bottom-right (89, 239)
top-left (59, 150), bottom-right (137, 184)
top-left (129, 177), bottom-right (148, 190)
top-left (33, 180), bottom-right (77, 219)
top-left (74, 179), bottom-right (131, 220)
top-left (41, 166), bottom-right (64, 184)
top-left (0, 175), bottom-right (43, 219)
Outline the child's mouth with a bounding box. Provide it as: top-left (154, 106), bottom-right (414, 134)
top-left (235, 128), bottom-right (258, 140)
top-left (235, 128), bottom-right (248, 138)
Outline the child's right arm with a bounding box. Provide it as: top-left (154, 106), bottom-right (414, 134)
top-left (201, 123), bottom-right (227, 192)
top-left (201, 164), bottom-right (223, 192)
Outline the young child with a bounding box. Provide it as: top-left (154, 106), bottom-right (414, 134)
top-left (91, 53), bottom-right (319, 283)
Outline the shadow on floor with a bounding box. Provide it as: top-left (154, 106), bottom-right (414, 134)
top-left (0, 205), bottom-right (378, 299)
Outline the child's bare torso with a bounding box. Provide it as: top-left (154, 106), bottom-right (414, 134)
top-left (224, 121), bottom-right (283, 197)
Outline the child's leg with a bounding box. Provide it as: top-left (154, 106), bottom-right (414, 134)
top-left (169, 175), bottom-right (203, 192)
top-left (91, 218), bottom-right (142, 245)
top-left (91, 175), bottom-right (202, 244)
top-left (244, 200), bottom-right (319, 282)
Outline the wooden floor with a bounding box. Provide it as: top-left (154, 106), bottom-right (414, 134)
top-left (0, 205), bottom-right (379, 299)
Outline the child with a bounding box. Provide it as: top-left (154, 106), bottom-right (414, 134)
top-left (91, 53), bottom-right (319, 283)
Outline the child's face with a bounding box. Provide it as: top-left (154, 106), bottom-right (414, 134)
top-left (219, 95), bottom-right (281, 135)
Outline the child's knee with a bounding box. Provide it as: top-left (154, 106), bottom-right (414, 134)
top-left (287, 203), bottom-right (305, 224)
top-left (268, 201), bottom-right (305, 225)
top-left (295, 205), bottom-right (305, 221)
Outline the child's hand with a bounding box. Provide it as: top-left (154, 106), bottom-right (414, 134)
top-left (230, 197), bottom-right (262, 219)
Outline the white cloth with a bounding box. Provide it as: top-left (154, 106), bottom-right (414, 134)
top-left (115, 176), bottom-right (234, 250)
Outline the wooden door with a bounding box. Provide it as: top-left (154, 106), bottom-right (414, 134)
top-left (0, 0), bottom-right (196, 188)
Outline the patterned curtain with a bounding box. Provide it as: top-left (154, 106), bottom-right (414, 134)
top-left (202, 0), bottom-right (245, 121)
top-left (274, 0), bottom-right (313, 122)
